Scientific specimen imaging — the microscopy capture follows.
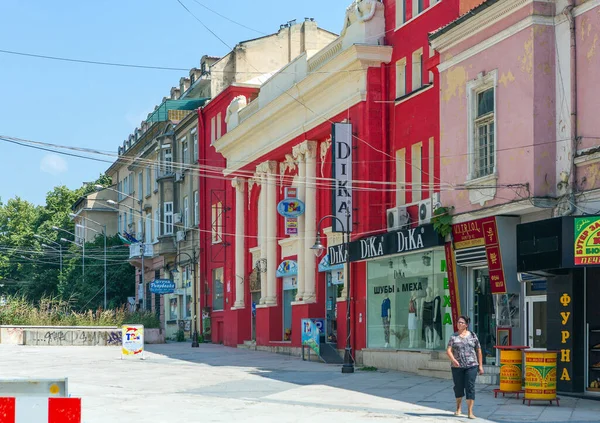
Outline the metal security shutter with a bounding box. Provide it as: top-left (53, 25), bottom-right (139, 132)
top-left (455, 246), bottom-right (487, 267)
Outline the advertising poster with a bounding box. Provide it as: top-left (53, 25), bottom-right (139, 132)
top-left (301, 319), bottom-right (320, 356)
top-left (121, 325), bottom-right (144, 358)
top-left (574, 216), bottom-right (600, 265)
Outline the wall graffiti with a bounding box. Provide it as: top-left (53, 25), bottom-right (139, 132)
top-left (24, 329), bottom-right (122, 346)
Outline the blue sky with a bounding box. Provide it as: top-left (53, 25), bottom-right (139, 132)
top-left (0, 0), bottom-right (348, 206)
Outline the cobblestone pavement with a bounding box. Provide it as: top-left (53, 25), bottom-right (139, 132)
top-left (1, 342), bottom-right (599, 422)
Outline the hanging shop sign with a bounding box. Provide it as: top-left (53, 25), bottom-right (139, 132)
top-left (452, 217), bottom-right (507, 294)
top-left (277, 198), bottom-right (305, 218)
top-left (328, 224), bottom-right (443, 266)
top-left (332, 122), bottom-right (353, 233)
top-left (149, 279), bottom-right (176, 294)
top-left (276, 260), bottom-right (298, 277)
top-left (444, 242), bottom-right (462, 331)
top-left (285, 217), bottom-right (298, 236)
top-left (574, 216), bottom-right (600, 265)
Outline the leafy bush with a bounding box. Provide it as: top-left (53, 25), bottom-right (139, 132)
top-left (176, 330), bottom-right (185, 342)
top-left (0, 296), bottom-right (159, 328)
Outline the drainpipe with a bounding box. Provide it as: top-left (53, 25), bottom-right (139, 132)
top-left (562, 1), bottom-right (578, 216)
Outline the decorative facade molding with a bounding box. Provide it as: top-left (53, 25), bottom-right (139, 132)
top-left (320, 136), bottom-right (332, 178)
top-left (256, 160), bottom-right (277, 175)
top-left (231, 177), bottom-right (246, 192)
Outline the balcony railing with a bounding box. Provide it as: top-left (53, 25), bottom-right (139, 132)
top-left (129, 243), bottom-right (154, 259)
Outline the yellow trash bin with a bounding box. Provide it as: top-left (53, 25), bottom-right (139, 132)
top-left (524, 350), bottom-right (558, 401)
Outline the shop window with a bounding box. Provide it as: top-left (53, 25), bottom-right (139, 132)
top-left (169, 297), bottom-right (178, 320)
top-left (213, 267), bottom-right (224, 311)
top-left (366, 249), bottom-right (452, 350)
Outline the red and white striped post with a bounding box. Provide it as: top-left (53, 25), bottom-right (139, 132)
top-left (0, 397), bottom-right (81, 423)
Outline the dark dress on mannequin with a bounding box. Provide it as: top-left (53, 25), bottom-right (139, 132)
top-left (422, 299), bottom-right (434, 340)
top-left (433, 295), bottom-right (442, 340)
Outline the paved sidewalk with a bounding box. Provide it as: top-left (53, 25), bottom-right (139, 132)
top-left (0, 342), bottom-right (598, 422)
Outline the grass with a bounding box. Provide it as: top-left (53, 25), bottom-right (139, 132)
top-left (0, 295), bottom-right (160, 328)
top-left (358, 366), bottom-right (378, 372)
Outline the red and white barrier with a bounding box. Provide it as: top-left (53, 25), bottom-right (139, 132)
top-left (0, 397), bottom-right (80, 423)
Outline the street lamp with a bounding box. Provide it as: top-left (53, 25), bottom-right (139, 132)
top-left (34, 234), bottom-right (63, 275)
top-left (53, 226), bottom-right (84, 283)
top-left (73, 215), bottom-right (107, 309)
top-left (174, 250), bottom-right (200, 348)
top-left (311, 211), bottom-right (354, 374)
top-left (104, 191), bottom-right (146, 312)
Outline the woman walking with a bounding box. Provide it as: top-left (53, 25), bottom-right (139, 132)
top-left (446, 316), bottom-right (484, 419)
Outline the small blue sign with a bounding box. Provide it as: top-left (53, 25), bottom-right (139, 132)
top-left (277, 198), bottom-right (306, 218)
top-left (150, 279), bottom-right (176, 294)
top-left (252, 301), bottom-right (256, 317)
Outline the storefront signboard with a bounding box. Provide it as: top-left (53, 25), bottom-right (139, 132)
top-left (332, 122), bottom-right (353, 233)
top-left (149, 279), bottom-right (175, 294)
top-left (277, 198), bottom-right (305, 218)
top-left (318, 254), bottom-right (344, 272)
top-left (444, 242), bottom-right (462, 331)
top-left (301, 319), bottom-right (320, 356)
top-left (453, 217), bottom-right (507, 294)
top-left (574, 216), bottom-right (600, 265)
top-left (285, 217), bottom-right (298, 235)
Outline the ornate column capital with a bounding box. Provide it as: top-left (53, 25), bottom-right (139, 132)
top-left (293, 140), bottom-right (317, 160)
top-left (256, 160), bottom-right (277, 175)
top-left (231, 177), bottom-right (246, 192)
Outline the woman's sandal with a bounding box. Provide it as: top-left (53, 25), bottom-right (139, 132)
top-left (468, 414), bottom-right (476, 419)
top-left (454, 411), bottom-right (464, 417)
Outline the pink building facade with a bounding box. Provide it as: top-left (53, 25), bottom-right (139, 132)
top-left (430, 0), bottom-right (600, 395)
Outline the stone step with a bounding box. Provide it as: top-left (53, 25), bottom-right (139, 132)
top-left (237, 341), bottom-right (256, 351)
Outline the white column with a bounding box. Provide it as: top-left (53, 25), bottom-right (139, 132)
top-left (292, 145), bottom-right (306, 301)
top-left (232, 177), bottom-right (245, 308)
top-left (264, 161), bottom-right (278, 305)
top-left (258, 171), bottom-right (267, 304)
top-left (302, 141), bottom-right (318, 303)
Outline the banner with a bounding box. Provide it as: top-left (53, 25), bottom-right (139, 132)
top-left (444, 242), bottom-right (461, 331)
top-left (332, 122), bottom-right (353, 233)
top-left (121, 325), bottom-right (144, 358)
top-left (301, 319), bottom-right (320, 356)
top-left (574, 216), bottom-right (600, 265)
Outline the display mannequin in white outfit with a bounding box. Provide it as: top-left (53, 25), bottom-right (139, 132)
top-left (407, 292), bottom-right (418, 348)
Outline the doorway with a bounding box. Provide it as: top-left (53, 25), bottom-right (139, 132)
top-left (468, 267), bottom-right (496, 365)
top-left (525, 296), bottom-right (547, 349)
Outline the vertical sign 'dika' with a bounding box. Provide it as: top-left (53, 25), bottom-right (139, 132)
top-left (332, 122), bottom-right (353, 233)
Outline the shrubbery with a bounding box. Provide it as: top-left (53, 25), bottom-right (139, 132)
top-left (0, 296), bottom-right (160, 328)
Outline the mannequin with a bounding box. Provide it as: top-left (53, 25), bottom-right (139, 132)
top-left (408, 292), bottom-right (418, 348)
top-left (381, 293), bottom-right (391, 347)
top-left (432, 287), bottom-right (443, 348)
top-left (422, 287), bottom-right (435, 349)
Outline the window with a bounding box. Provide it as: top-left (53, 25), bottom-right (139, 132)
top-left (411, 142), bottom-right (422, 202)
top-left (154, 162), bottom-right (159, 191)
top-left (396, 0), bottom-right (406, 27)
top-left (138, 172), bottom-right (143, 200)
top-left (194, 191), bottom-right (199, 226)
top-left (118, 214), bottom-right (122, 235)
top-left (192, 129), bottom-right (198, 163)
top-left (396, 58), bottom-right (406, 98)
top-left (212, 267), bottom-right (224, 311)
top-left (154, 210), bottom-right (159, 241)
top-left (124, 211), bottom-right (128, 233)
top-left (123, 177), bottom-right (128, 198)
top-left (163, 148), bottom-right (172, 174)
top-left (216, 112), bottom-right (222, 139)
top-left (211, 201), bottom-right (223, 244)
top-left (164, 202), bottom-right (173, 235)
top-left (118, 181), bottom-right (123, 201)
top-left (210, 117), bottom-right (216, 144)
top-left (145, 213), bottom-right (151, 243)
top-left (466, 71), bottom-right (497, 181)
top-left (130, 173), bottom-right (134, 194)
top-left (146, 166), bottom-right (151, 196)
top-left (413, 0), bottom-right (424, 17)
top-left (183, 196), bottom-right (189, 228)
top-left (182, 140), bottom-right (188, 165)
top-left (412, 49), bottom-right (423, 92)
top-left (137, 218), bottom-right (142, 240)
top-left (129, 211), bottom-right (133, 229)
top-left (396, 148), bottom-right (406, 206)
top-left (474, 88), bottom-right (495, 178)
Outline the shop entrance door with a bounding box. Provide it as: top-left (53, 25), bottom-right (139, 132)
top-left (525, 296), bottom-right (547, 349)
top-left (468, 267), bottom-right (496, 365)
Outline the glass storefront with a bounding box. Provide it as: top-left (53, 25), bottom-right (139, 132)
top-left (367, 248), bottom-right (453, 350)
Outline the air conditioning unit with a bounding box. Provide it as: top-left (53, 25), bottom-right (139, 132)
top-left (176, 230), bottom-right (186, 242)
top-left (175, 172), bottom-right (184, 182)
top-left (173, 213), bottom-right (182, 224)
top-left (418, 199), bottom-right (433, 226)
top-left (386, 207), bottom-right (410, 232)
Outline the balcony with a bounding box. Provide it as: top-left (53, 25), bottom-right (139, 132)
top-left (129, 243), bottom-right (154, 259)
top-left (146, 98), bottom-right (209, 123)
